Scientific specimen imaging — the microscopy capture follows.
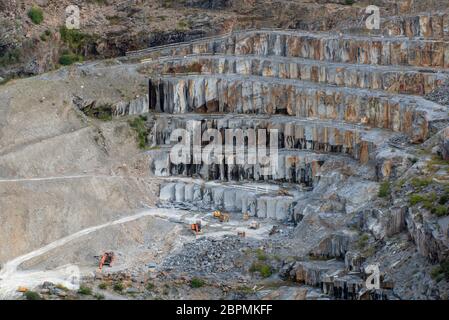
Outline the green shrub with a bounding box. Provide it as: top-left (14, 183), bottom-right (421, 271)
top-left (259, 264), bottom-right (272, 278)
top-left (113, 282), bottom-right (124, 292)
top-left (59, 26), bottom-right (93, 54)
top-left (409, 194), bottom-right (426, 206)
top-left (28, 7), bottom-right (44, 24)
top-left (249, 262), bottom-right (272, 278)
top-left (378, 181), bottom-right (390, 198)
top-left (129, 116), bottom-right (148, 149)
top-left (435, 205), bottom-right (448, 217)
top-left (98, 282), bottom-right (108, 290)
top-left (256, 249), bottom-right (268, 261)
top-left (344, 0), bottom-right (355, 5)
top-left (190, 278), bottom-right (205, 288)
top-left (24, 291), bottom-right (41, 300)
top-left (59, 53), bottom-right (83, 66)
top-left (78, 285), bottom-right (92, 295)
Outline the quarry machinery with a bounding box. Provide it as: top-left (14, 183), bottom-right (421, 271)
top-left (190, 220), bottom-right (202, 235)
top-left (213, 210), bottom-right (230, 222)
top-left (249, 221), bottom-right (260, 230)
top-left (98, 252), bottom-right (115, 270)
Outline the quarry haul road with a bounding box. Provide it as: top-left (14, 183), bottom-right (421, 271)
top-left (0, 175), bottom-right (112, 183)
top-left (0, 206), bottom-right (270, 299)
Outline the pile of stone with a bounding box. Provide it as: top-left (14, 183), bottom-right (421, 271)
top-left (426, 80), bottom-right (449, 106)
top-left (162, 236), bottom-right (258, 277)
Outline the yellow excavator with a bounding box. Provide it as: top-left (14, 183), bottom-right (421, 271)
top-left (213, 210), bottom-right (230, 222)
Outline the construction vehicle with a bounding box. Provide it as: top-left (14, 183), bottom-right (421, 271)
top-left (237, 231), bottom-right (246, 238)
top-left (213, 210), bottom-right (230, 223)
top-left (278, 188), bottom-right (292, 196)
top-left (242, 212), bottom-right (249, 221)
top-left (98, 252), bottom-right (115, 270)
top-left (190, 220), bottom-right (202, 235)
top-left (249, 221), bottom-right (260, 230)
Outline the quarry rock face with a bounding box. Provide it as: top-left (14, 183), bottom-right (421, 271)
top-left (130, 30), bottom-right (449, 69)
top-left (150, 55), bottom-right (449, 95)
top-left (442, 127), bottom-right (449, 160)
top-left (2, 3), bottom-right (449, 301)
top-left (127, 15), bottom-right (449, 299)
top-left (149, 75), bottom-right (445, 142)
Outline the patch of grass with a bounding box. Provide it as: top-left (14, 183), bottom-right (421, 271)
top-left (176, 20), bottom-right (190, 30)
top-left (237, 286), bottom-right (254, 294)
top-left (28, 7), bottom-right (44, 24)
top-left (129, 115), bottom-right (148, 149)
top-left (59, 26), bottom-right (94, 55)
top-left (146, 282), bottom-right (155, 291)
top-left (190, 278), bottom-right (206, 288)
top-left (357, 233), bottom-right (369, 250)
top-left (0, 48), bottom-right (21, 67)
top-left (249, 262), bottom-right (272, 278)
top-left (40, 29), bottom-right (52, 41)
top-left (431, 259), bottom-right (449, 282)
top-left (435, 205), bottom-right (449, 217)
top-left (409, 194), bottom-right (426, 206)
top-left (256, 249), bottom-right (268, 261)
top-left (411, 177), bottom-right (432, 189)
top-left (113, 282), bottom-right (124, 292)
top-left (59, 52), bottom-right (83, 66)
top-left (24, 291), bottom-right (41, 300)
top-left (78, 285), bottom-right (92, 295)
top-left (378, 181), bottom-right (390, 198)
top-left (94, 293), bottom-right (105, 300)
top-left (98, 282), bottom-right (108, 290)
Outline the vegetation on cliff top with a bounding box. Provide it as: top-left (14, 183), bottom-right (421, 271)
top-left (27, 7), bottom-right (44, 25)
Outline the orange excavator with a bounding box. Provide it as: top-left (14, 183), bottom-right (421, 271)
top-left (190, 220), bottom-right (202, 235)
top-left (98, 252), bottom-right (115, 270)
